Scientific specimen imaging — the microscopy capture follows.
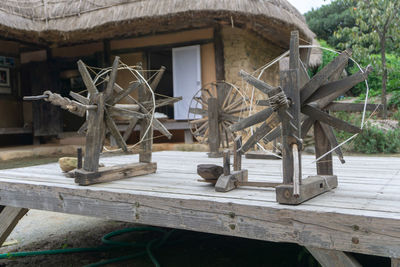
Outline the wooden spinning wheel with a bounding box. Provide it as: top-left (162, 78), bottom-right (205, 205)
top-left (223, 31), bottom-right (372, 204)
top-left (24, 56), bottom-right (181, 186)
top-left (188, 81), bottom-right (249, 156)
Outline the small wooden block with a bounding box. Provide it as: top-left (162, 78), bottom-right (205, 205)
top-left (197, 164), bottom-right (223, 180)
top-left (215, 170), bottom-right (248, 192)
top-left (245, 151), bottom-right (280, 160)
top-left (75, 162), bottom-right (157, 186)
top-left (276, 175), bottom-right (337, 205)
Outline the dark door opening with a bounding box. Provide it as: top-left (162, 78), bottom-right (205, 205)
top-left (148, 50), bottom-right (174, 119)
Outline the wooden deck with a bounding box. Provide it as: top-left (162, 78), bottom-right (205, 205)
top-left (0, 151), bottom-right (399, 260)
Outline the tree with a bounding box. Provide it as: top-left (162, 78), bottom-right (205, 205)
top-left (304, 0), bottom-right (356, 48)
top-left (335, 0), bottom-right (400, 118)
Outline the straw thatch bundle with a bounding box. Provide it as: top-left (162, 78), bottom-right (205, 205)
top-left (0, 0), bottom-right (315, 46)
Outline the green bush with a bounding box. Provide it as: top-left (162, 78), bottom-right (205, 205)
top-left (352, 125), bottom-right (400, 154)
top-left (389, 91), bottom-right (400, 109)
top-left (351, 53), bottom-right (400, 97)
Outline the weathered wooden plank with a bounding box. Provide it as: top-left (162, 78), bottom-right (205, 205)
top-left (306, 247), bottom-right (362, 267)
top-left (300, 49), bottom-right (352, 103)
top-left (0, 178), bottom-right (400, 258)
top-left (302, 104), bottom-right (361, 134)
top-left (326, 102), bottom-right (382, 112)
top-left (392, 258), bottom-right (400, 267)
top-left (0, 206), bottom-right (28, 246)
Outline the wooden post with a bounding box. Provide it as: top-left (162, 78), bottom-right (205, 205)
top-left (280, 31), bottom-right (302, 185)
top-left (223, 150), bottom-right (230, 176)
top-left (392, 258), bottom-right (400, 267)
top-left (233, 136), bottom-right (242, 171)
top-left (83, 93), bottom-right (105, 172)
top-left (139, 79), bottom-right (153, 163)
top-left (208, 97), bottom-right (221, 157)
top-left (0, 206), bottom-right (28, 246)
top-left (214, 25), bottom-right (225, 81)
top-left (306, 247), bottom-right (361, 267)
top-left (314, 121), bottom-right (333, 175)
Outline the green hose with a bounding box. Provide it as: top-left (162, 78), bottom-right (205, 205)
top-left (0, 226), bottom-right (175, 267)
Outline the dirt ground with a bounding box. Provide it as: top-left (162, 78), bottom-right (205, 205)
top-left (0, 155), bottom-right (391, 267)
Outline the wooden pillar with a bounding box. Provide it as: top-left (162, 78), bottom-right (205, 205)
top-left (139, 82), bottom-right (153, 163)
top-left (280, 31), bottom-right (301, 185)
top-left (84, 93), bottom-right (105, 172)
top-left (306, 247), bottom-right (361, 267)
top-left (392, 258), bottom-right (400, 267)
top-left (184, 129), bottom-right (194, 144)
top-left (0, 206), bottom-right (28, 246)
top-left (208, 97), bottom-right (220, 157)
top-left (214, 25), bottom-right (225, 81)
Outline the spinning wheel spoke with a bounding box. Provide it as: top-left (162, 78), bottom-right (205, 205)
top-left (77, 60), bottom-right (98, 95)
top-left (104, 111), bottom-right (128, 152)
top-left (105, 56), bottom-right (120, 99)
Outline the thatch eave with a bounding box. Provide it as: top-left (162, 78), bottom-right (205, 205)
top-left (0, 0), bottom-right (315, 48)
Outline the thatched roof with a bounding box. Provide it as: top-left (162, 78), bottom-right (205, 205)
top-left (279, 39), bottom-right (322, 70)
top-left (0, 0), bottom-right (315, 47)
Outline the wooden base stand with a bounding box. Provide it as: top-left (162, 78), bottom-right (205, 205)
top-left (276, 175), bottom-right (337, 205)
top-left (215, 170), bottom-right (248, 192)
top-left (75, 162), bottom-right (157, 186)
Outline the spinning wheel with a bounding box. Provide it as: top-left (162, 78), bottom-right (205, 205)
top-left (187, 81), bottom-right (249, 156)
top-left (24, 57), bottom-right (181, 185)
top-left (224, 31), bottom-right (372, 204)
